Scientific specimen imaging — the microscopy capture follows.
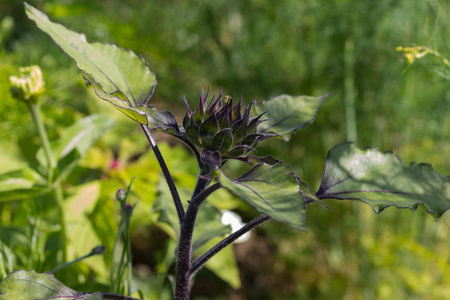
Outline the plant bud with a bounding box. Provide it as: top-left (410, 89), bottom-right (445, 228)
top-left (116, 188), bottom-right (127, 202)
top-left (91, 245), bottom-right (105, 255)
top-left (121, 202), bottom-right (133, 218)
top-left (182, 89), bottom-right (273, 164)
top-left (9, 65), bottom-right (45, 103)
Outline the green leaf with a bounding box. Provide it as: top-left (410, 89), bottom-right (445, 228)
top-left (25, 4), bottom-right (178, 131)
top-left (36, 114), bottom-right (115, 181)
top-left (54, 115), bottom-right (115, 159)
top-left (252, 93), bottom-right (329, 141)
top-left (0, 168), bottom-right (46, 202)
top-left (220, 161), bottom-right (306, 230)
top-left (83, 75), bottom-right (179, 131)
top-left (25, 3), bottom-right (155, 107)
top-left (0, 270), bottom-right (140, 299)
top-left (316, 142), bottom-right (450, 219)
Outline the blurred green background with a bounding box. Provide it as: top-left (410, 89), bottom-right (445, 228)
top-left (1, 0), bottom-right (449, 299)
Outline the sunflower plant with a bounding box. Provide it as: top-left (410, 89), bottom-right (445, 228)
top-left (0, 4), bottom-right (449, 300)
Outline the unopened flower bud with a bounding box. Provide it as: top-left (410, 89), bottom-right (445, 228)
top-left (121, 202), bottom-right (133, 218)
top-left (116, 188), bottom-right (126, 202)
top-left (9, 65), bottom-right (45, 103)
top-left (91, 245), bottom-right (105, 255)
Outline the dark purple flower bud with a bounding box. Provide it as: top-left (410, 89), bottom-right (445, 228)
top-left (181, 90), bottom-right (271, 162)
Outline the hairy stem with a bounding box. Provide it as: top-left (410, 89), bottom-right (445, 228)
top-left (175, 178), bottom-right (220, 300)
top-left (190, 214), bottom-right (271, 278)
top-left (140, 124), bottom-right (185, 222)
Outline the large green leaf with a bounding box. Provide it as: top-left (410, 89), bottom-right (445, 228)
top-left (316, 143), bottom-right (450, 219)
top-left (0, 270), bottom-right (139, 299)
top-left (220, 161), bottom-right (306, 230)
top-left (25, 3), bottom-right (155, 107)
top-left (25, 4), bottom-right (179, 132)
top-left (0, 168), bottom-right (47, 202)
top-left (252, 93), bottom-right (329, 141)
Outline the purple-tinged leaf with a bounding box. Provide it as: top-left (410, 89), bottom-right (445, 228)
top-left (316, 142), bottom-right (450, 219)
top-left (210, 129), bottom-right (233, 153)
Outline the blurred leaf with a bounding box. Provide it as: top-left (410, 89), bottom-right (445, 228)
top-left (154, 178), bottom-right (231, 251)
top-left (64, 181), bottom-right (108, 277)
top-left (0, 269), bottom-right (139, 299)
top-left (192, 203), bottom-right (230, 251)
top-left (195, 236), bottom-right (241, 289)
top-left (0, 168), bottom-right (46, 202)
top-left (36, 114), bottom-right (115, 182)
top-left (252, 94), bottom-right (329, 141)
top-left (220, 161), bottom-right (306, 230)
top-left (316, 142), bottom-right (450, 219)
top-left (53, 115), bottom-right (115, 159)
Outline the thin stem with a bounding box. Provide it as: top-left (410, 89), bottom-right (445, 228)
top-left (140, 124), bottom-right (185, 222)
top-left (54, 184), bottom-right (68, 261)
top-left (28, 103), bottom-right (55, 185)
top-left (50, 245), bottom-right (103, 273)
top-left (28, 103), bottom-right (67, 262)
top-left (190, 215), bottom-right (271, 278)
top-left (125, 217), bottom-right (133, 296)
top-left (176, 135), bottom-right (203, 168)
top-left (111, 219), bottom-right (125, 292)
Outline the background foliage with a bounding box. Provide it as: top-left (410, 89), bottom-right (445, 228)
top-left (0, 0), bottom-right (449, 299)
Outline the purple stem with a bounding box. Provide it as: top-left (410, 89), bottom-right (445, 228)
top-left (189, 214), bottom-right (271, 278)
top-left (141, 124), bottom-right (185, 222)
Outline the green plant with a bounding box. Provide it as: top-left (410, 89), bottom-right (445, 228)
top-left (3, 64), bottom-right (114, 274)
top-left (0, 3), bottom-right (449, 300)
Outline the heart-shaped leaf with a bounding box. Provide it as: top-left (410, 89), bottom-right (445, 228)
top-left (252, 93), bottom-right (329, 141)
top-left (219, 160), bottom-right (306, 230)
top-left (0, 270), bottom-right (140, 299)
top-left (316, 142), bottom-right (450, 219)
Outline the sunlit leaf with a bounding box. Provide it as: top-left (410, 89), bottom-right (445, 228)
top-left (252, 93), bottom-right (329, 141)
top-left (220, 160), bottom-right (306, 230)
top-left (25, 3), bottom-right (155, 107)
top-left (83, 75), bottom-right (179, 132)
top-left (25, 4), bottom-right (179, 132)
top-left (0, 270), bottom-right (140, 299)
top-left (316, 142), bottom-right (450, 219)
